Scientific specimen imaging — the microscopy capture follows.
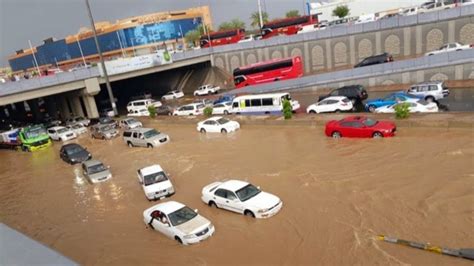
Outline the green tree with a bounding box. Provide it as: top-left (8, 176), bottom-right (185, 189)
top-left (250, 11), bottom-right (269, 28)
top-left (148, 105), bottom-right (157, 118)
top-left (282, 99), bottom-right (293, 120)
top-left (185, 30), bottom-right (201, 47)
top-left (285, 10), bottom-right (300, 18)
top-left (218, 19), bottom-right (245, 31)
top-left (332, 5), bottom-right (350, 18)
top-left (203, 107), bottom-right (213, 117)
top-left (394, 103), bottom-right (410, 119)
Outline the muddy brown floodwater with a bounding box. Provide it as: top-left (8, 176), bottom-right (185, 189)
top-left (0, 122), bottom-right (473, 265)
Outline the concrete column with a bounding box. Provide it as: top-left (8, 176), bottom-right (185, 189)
top-left (224, 53), bottom-right (230, 73)
top-left (44, 97), bottom-right (58, 119)
top-left (375, 32), bottom-right (382, 55)
top-left (349, 36), bottom-right (356, 65)
top-left (402, 72), bottom-right (411, 84)
top-left (82, 95), bottom-right (99, 118)
top-left (454, 65), bottom-right (464, 80)
top-left (448, 20), bottom-right (455, 43)
top-left (68, 96), bottom-right (84, 117)
top-left (303, 42), bottom-right (310, 74)
top-left (240, 51), bottom-right (245, 66)
top-left (27, 99), bottom-right (44, 123)
top-left (415, 25), bottom-right (423, 55)
top-left (263, 47), bottom-right (270, 61)
top-left (57, 96), bottom-right (71, 120)
top-left (283, 46), bottom-right (288, 58)
top-left (403, 27), bottom-right (411, 57)
top-left (325, 39), bottom-right (333, 69)
top-left (14, 102), bottom-right (27, 121)
top-left (257, 49), bottom-right (264, 62)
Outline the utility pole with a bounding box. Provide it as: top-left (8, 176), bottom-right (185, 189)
top-left (28, 40), bottom-right (42, 76)
top-left (257, 0), bottom-right (264, 30)
top-left (84, 0), bottom-right (118, 116)
top-left (76, 36), bottom-right (87, 66)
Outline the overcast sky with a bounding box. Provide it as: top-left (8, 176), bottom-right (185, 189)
top-left (0, 0), bottom-right (423, 67)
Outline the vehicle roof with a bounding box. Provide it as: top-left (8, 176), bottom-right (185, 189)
top-left (412, 81), bottom-right (444, 85)
top-left (339, 116), bottom-right (371, 122)
top-left (48, 126), bottom-right (66, 130)
top-left (149, 201), bottom-right (185, 214)
top-left (139, 164), bottom-right (164, 175)
top-left (129, 99), bottom-right (150, 103)
top-left (82, 159), bottom-right (103, 167)
top-left (236, 57), bottom-right (295, 71)
top-left (233, 92), bottom-right (290, 100)
top-left (122, 118), bottom-right (137, 122)
top-left (219, 180), bottom-right (249, 191)
top-left (321, 96), bottom-right (348, 101)
top-left (126, 127), bottom-right (154, 133)
top-left (204, 116), bottom-right (223, 121)
top-left (61, 143), bottom-right (83, 149)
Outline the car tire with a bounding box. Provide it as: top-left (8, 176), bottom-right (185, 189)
top-left (102, 136), bottom-right (105, 140)
top-left (127, 141), bottom-right (133, 147)
top-left (200, 128), bottom-right (206, 133)
top-left (168, 112), bottom-right (172, 116)
top-left (372, 132), bottom-right (383, 138)
top-left (209, 201), bottom-right (218, 208)
top-left (244, 210), bottom-right (255, 218)
top-left (332, 131), bottom-right (342, 138)
top-left (335, 109), bottom-right (341, 113)
top-left (368, 105), bottom-right (376, 113)
top-left (221, 128), bottom-right (227, 134)
top-left (224, 110), bottom-right (229, 115)
top-left (309, 110), bottom-right (316, 114)
top-left (425, 96), bottom-right (435, 103)
top-left (175, 236), bottom-right (183, 245)
top-left (147, 143), bottom-right (153, 148)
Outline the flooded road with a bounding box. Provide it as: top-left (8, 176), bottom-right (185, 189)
top-left (0, 122), bottom-right (473, 265)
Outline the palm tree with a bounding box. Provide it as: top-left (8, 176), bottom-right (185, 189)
top-left (250, 11), bottom-right (269, 28)
top-left (285, 10), bottom-right (300, 18)
top-left (185, 30), bottom-right (201, 47)
top-left (218, 19), bottom-right (246, 31)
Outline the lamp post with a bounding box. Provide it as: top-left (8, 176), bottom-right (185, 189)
top-left (84, 0), bottom-right (118, 116)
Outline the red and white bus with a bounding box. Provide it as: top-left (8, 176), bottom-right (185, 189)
top-left (261, 15), bottom-right (318, 39)
top-left (233, 56), bottom-right (304, 88)
top-left (200, 29), bottom-right (245, 48)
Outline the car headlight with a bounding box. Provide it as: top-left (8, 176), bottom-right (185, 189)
top-left (258, 208), bottom-right (269, 213)
top-left (70, 158), bottom-right (76, 162)
top-left (183, 234), bottom-right (196, 239)
top-left (107, 174), bottom-right (112, 179)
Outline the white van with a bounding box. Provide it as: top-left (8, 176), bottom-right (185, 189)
top-left (126, 99), bottom-right (162, 113)
top-left (231, 93), bottom-right (300, 115)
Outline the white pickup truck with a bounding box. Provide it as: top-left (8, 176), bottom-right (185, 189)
top-left (425, 42), bottom-right (473, 56)
top-left (194, 84), bottom-right (221, 96)
top-left (137, 164), bottom-right (175, 200)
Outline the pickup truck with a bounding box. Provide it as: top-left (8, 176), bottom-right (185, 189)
top-left (194, 84), bottom-right (221, 96)
top-left (425, 42), bottom-right (473, 56)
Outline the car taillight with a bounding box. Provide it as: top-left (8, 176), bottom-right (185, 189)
top-left (341, 103), bottom-right (347, 106)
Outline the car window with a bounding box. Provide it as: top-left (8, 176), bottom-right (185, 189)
top-left (327, 100), bottom-right (338, 104)
top-left (204, 120), bottom-right (216, 125)
top-left (214, 104), bottom-right (223, 108)
top-left (215, 189), bottom-right (226, 198)
top-left (429, 85), bottom-right (439, 91)
top-left (318, 100), bottom-right (327, 105)
top-left (226, 191), bottom-right (237, 200)
top-left (385, 96), bottom-right (396, 101)
top-left (330, 90), bottom-right (339, 96)
top-left (48, 129), bottom-right (55, 134)
top-left (233, 102), bottom-right (239, 108)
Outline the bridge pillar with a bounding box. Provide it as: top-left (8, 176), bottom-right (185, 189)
top-left (68, 96), bottom-right (84, 117)
top-left (57, 96), bottom-right (71, 120)
top-left (27, 99), bottom-right (44, 123)
top-left (44, 97), bottom-right (58, 119)
top-left (81, 78), bottom-right (101, 118)
top-left (82, 95), bottom-right (99, 118)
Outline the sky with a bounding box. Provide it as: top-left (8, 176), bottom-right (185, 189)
top-left (0, 0), bottom-right (424, 67)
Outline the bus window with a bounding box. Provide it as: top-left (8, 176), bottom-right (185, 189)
top-left (250, 99), bottom-right (262, 106)
top-left (262, 98), bottom-right (273, 106)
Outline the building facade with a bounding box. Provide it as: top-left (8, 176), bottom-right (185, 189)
top-left (8, 6), bottom-right (212, 72)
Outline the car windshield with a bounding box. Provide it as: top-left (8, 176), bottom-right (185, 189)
top-left (66, 145), bottom-right (84, 155)
top-left (217, 118), bottom-right (230, 124)
top-left (24, 127), bottom-right (47, 139)
top-left (362, 118), bottom-right (378, 127)
top-left (144, 129), bottom-right (160, 138)
top-left (235, 184), bottom-right (261, 202)
top-left (100, 125), bottom-right (112, 131)
top-left (168, 206), bottom-right (198, 226)
top-left (88, 163), bottom-right (107, 174)
top-left (100, 117), bottom-right (111, 123)
top-left (72, 124), bottom-right (82, 129)
top-left (57, 128), bottom-right (68, 134)
top-left (143, 171), bottom-right (168, 186)
top-left (127, 119), bottom-right (138, 124)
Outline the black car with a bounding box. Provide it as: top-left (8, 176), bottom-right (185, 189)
top-left (155, 105), bottom-right (174, 116)
top-left (354, 53), bottom-right (393, 68)
top-left (59, 143), bottom-right (91, 164)
top-left (319, 85), bottom-right (368, 104)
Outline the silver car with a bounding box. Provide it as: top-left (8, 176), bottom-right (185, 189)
top-left (81, 159), bottom-right (112, 183)
top-left (119, 118), bottom-right (143, 130)
top-left (91, 124), bottom-right (118, 140)
top-left (123, 128), bottom-right (169, 148)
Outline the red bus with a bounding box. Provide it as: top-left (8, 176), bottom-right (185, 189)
top-left (233, 56), bottom-right (303, 88)
top-left (261, 15), bottom-right (318, 39)
top-left (200, 29), bottom-right (245, 48)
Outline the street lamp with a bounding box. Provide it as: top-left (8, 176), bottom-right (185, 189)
top-left (84, 0), bottom-right (118, 116)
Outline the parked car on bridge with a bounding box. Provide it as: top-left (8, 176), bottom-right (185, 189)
top-left (306, 96), bottom-right (353, 114)
top-left (161, 90), bottom-right (184, 100)
top-left (407, 81), bottom-right (449, 102)
top-left (201, 179), bottom-right (283, 219)
top-left (127, 99), bottom-right (162, 113)
top-left (90, 124), bottom-right (118, 140)
top-left (212, 102), bottom-right (233, 115)
top-left (194, 84), bottom-right (221, 96)
top-left (119, 118), bottom-right (143, 130)
top-left (297, 23), bottom-right (325, 34)
top-left (173, 103), bottom-right (205, 116)
top-left (47, 126), bottom-right (77, 141)
top-left (354, 53), bottom-right (393, 68)
top-left (375, 101), bottom-right (438, 113)
top-left (137, 164), bottom-right (175, 200)
top-left (425, 42), bottom-right (472, 56)
top-left (59, 143), bottom-right (91, 164)
top-left (318, 85), bottom-right (368, 105)
top-left (364, 92), bottom-right (423, 112)
top-left (143, 201), bottom-right (215, 245)
top-left (325, 116), bottom-right (396, 139)
top-left (123, 128), bottom-right (169, 148)
top-left (81, 159), bottom-right (112, 184)
top-left (197, 117), bottom-right (240, 133)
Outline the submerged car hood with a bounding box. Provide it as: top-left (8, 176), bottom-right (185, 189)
top-left (174, 215), bottom-right (210, 235)
top-left (373, 121), bottom-right (396, 130)
top-left (143, 180), bottom-right (173, 194)
top-left (88, 169), bottom-right (111, 181)
top-left (245, 191), bottom-right (280, 209)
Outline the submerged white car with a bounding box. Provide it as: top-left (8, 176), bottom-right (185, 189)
top-left (127, 109), bottom-right (150, 117)
top-left (137, 164), bottom-right (175, 200)
top-left (306, 96), bottom-right (353, 114)
top-left (143, 201), bottom-right (215, 245)
top-left (67, 123), bottom-right (88, 135)
top-left (197, 117), bottom-right (240, 133)
top-left (201, 179), bottom-right (283, 219)
top-left (161, 90), bottom-right (184, 101)
top-left (375, 101), bottom-right (438, 113)
top-left (47, 126), bottom-right (77, 141)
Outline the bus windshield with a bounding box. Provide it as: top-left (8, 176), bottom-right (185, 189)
top-left (24, 127), bottom-right (46, 139)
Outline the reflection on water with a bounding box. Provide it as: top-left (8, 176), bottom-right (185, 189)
top-left (0, 124), bottom-right (472, 265)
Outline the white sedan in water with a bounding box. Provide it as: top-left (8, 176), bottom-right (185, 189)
top-left (197, 117), bottom-right (240, 133)
top-left (161, 90), bottom-right (184, 101)
top-left (201, 179), bottom-right (283, 219)
top-left (143, 201), bottom-right (215, 245)
top-left (375, 101), bottom-right (438, 113)
top-left (306, 96), bottom-right (353, 114)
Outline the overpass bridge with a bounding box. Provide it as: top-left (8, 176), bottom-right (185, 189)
top-left (0, 5), bottom-right (473, 121)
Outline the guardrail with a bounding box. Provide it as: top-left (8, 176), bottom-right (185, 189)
top-left (226, 49), bottom-right (474, 95)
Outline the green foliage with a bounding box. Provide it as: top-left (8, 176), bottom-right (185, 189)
top-left (285, 10), bottom-right (300, 18)
top-left (218, 19), bottom-right (246, 31)
top-left (148, 105), bottom-right (157, 118)
top-left (184, 30), bottom-right (201, 47)
top-left (204, 107), bottom-right (213, 117)
top-left (394, 103), bottom-right (410, 119)
top-left (250, 11), bottom-right (269, 28)
top-left (282, 99), bottom-right (293, 120)
top-left (332, 5), bottom-right (350, 18)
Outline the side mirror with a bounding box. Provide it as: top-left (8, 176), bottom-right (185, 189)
top-left (166, 172), bottom-right (171, 177)
top-left (257, 186), bottom-right (261, 190)
top-left (194, 209), bottom-right (199, 213)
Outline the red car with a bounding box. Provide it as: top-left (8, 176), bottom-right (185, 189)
top-left (325, 116), bottom-right (396, 138)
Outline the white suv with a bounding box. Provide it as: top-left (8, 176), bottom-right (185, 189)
top-left (47, 126), bottom-right (77, 141)
top-left (194, 84), bottom-right (221, 96)
top-left (126, 99), bottom-right (162, 113)
top-left (137, 164), bottom-right (175, 200)
top-left (173, 103), bottom-right (205, 116)
top-left (407, 81), bottom-right (449, 102)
